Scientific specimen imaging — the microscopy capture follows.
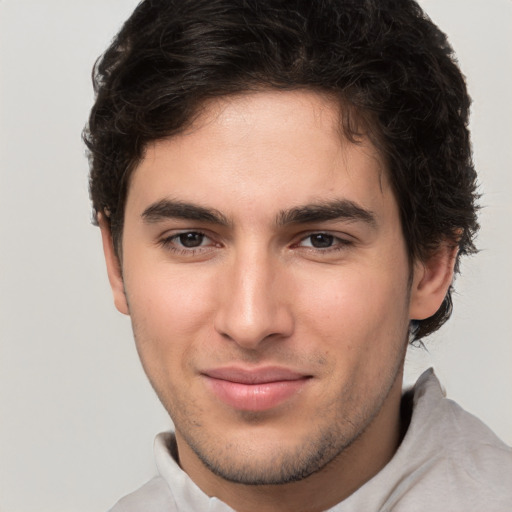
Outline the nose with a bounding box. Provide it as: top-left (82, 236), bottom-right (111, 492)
top-left (214, 250), bottom-right (294, 350)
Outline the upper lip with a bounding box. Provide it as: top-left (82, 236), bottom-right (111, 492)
top-left (202, 366), bottom-right (310, 384)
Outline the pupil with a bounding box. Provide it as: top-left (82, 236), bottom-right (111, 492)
top-left (311, 234), bottom-right (333, 248)
top-left (179, 232), bottom-right (203, 248)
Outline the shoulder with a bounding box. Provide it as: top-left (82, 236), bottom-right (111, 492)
top-left (413, 369), bottom-right (511, 459)
top-left (437, 390), bottom-right (512, 497)
top-left (108, 476), bottom-right (177, 512)
top-left (392, 369), bottom-right (512, 511)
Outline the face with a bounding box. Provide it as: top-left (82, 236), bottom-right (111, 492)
top-left (103, 90), bottom-right (448, 488)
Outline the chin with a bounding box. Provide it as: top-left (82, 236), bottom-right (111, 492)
top-left (178, 419), bottom-right (353, 486)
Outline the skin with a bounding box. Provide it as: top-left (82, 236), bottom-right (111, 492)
top-left (101, 90), bottom-right (456, 512)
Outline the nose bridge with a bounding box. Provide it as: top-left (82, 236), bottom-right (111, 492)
top-left (215, 242), bottom-right (292, 348)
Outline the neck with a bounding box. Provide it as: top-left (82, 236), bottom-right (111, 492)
top-left (177, 369), bottom-right (405, 512)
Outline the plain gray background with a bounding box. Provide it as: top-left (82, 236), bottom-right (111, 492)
top-left (1, 1), bottom-right (511, 510)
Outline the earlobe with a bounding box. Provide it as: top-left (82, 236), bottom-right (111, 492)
top-left (98, 214), bottom-right (130, 316)
top-left (409, 242), bottom-right (458, 321)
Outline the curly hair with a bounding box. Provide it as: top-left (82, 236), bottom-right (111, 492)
top-left (84, 0), bottom-right (479, 341)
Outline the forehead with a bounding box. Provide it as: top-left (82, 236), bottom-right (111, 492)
top-left (127, 90), bottom-right (393, 221)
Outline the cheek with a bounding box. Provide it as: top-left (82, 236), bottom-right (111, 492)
top-left (124, 265), bottom-right (218, 373)
top-left (127, 260), bottom-right (216, 325)
top-left (297, 266), bottom-right (410, 355)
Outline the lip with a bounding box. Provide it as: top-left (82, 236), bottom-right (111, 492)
top-left (202, 366), bottom-right (311, 412)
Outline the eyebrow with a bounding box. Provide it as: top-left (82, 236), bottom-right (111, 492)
top-left (141, 198), bottom-right (376, 229)
top-left (277, 200), bottom-right (376, 227)
top-left (141, 199), bottom-right (230, 226)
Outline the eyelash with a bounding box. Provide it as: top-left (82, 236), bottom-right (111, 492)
top-left (159, 231), bottom-right (216, 256)
top-left (158, 231), bottom-right (354, 257)
top-left (294, 233), bottom-right (354, 253)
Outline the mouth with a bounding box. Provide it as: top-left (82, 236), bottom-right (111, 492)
top-left (201, 366), bottom-right (312, 412)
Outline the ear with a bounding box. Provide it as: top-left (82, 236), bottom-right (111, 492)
top-left (98, 214), bottom-right (130, 316)
top-left (409, 242), bottom-right (458, 320)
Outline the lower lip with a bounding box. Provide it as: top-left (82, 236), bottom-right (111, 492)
top-left (204, 377), bottom-right (309, 411)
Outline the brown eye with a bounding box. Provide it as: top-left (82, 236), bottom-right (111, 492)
top-left (178, 232), bottom-right (205, 248)
top-left (309, 234), bottom-right (334, 248)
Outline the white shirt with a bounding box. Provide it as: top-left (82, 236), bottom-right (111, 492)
top-left (109, 369), bottom-right (512, 511)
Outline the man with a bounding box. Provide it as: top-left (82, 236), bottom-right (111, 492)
top-left (84, 0), bottom-right (512, 510)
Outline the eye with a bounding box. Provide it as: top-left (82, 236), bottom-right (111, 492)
top-left (176, 232), bottom-right (208, 248)
top-left (294, 232), bottom-right (354, 253)
top-left (159, 230), bottom-right (216, 254)
top-left (303, 233), bottom-right (335, 248)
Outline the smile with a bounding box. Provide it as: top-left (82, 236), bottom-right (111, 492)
top-left (202, 367), bottom-right (312, 412)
